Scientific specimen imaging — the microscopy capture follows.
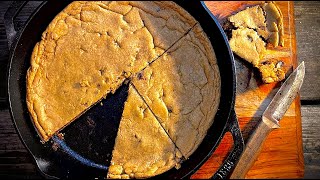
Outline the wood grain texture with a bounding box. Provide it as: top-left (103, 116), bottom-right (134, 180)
top-left (0, 110), bottom-right (42, 179)
top-left (191, 1), bottom-right (304, 179)
top-left (301, 106), bottom-right (320, 179)
top-left (0, 1), bottom-right (13, 106)
top-left (0, 1), bottom-right (42, 108)
top-left (294, 1), bottom-right (320, 101)
top-left (230, 117), bottom-right (277, 179)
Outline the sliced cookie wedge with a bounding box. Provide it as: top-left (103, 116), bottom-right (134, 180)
top-left (227, 2), bottom-right (284, 47)
top-left (229, 28), bottom-right (266, 67)
top-left (131, 24), bottom-right (221, 158)
top-left (226, 1), bottom-right (285, 83)
top-left (107, 85), bottom-right (183, 179)
top-left (262, 1), bottom-right (284, 47)
top-left (129, 1), bottom-right (197, 50)
top-left (228, 5), bottom-right (268, 38)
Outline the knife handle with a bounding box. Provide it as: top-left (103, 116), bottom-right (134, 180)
top-left (230, 117), bottom-right (279, 179)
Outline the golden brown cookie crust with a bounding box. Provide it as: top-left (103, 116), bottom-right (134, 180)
top-left (258, 59), bottom-right (285, 83)
top-left (228, 5), bottom-right (267, 31)
top-left (228, 2), bottom-right (284, 47)
top-left (227, 2), bottom-right (285, 83)
top-left (107, 85), bottom-right (182, 179)
top-left (27, 1), bottom-right (220, 178)
top-left (132, 23), bottom-right (221, 158)
top-left (262, 1), bottom-right (284, 47)
top-left (27, 1), bottom-right (197, 142)
top-left (229, 28), bottom-right (266, 67)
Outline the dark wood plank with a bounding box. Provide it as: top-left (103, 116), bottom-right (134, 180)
top-left (0, 110), bottom-right (41, 178)
top-left (0, 1), bottom-right (12, 106)
top-left (0, 1), bottom-right (42, 108)
top-left (0, 110), bottom-right (26, 152)
top-left (301, 106), bottom-right (320, 179)
top-left (294, 1), bottom-right (320, 101)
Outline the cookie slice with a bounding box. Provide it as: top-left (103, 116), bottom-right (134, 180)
top-left (228, 5), bottom-right (267, 36)
top-left (129, 1), bottom-right (197, 50)
top-left (131, 24), bottom-right (221, 158)
top-left (258, 59), bottom-right (285, 84)
top-left (228, 2), bottom-right (284, 47)
top-left (107, 85), bottom-right (182, 179)
top-left (262, 1), bottom-right (284, 47)
top-left (226, 2), bottom-right (285, 83)
top-left (229, 28), bottom-right (266, 67)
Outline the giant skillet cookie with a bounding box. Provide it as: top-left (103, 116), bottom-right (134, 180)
top-left (26, 1), bottom-right (221, 178)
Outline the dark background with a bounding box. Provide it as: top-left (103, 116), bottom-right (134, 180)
top-left (0, 1), bottom-right (319, 179)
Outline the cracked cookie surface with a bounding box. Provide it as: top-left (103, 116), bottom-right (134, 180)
top-left (107, 85), bottom-right (183, 179)
top-left (132, 24), bottom-right (221, 158)
top-left (227, 1), bottom-right (285, 83)
top-left (228, 2), bottom-right (284, 47)
top-left (26, 1), bottom-right (219, 178)
top-left (229, 28), bottom-right (266, 67)
top-left (27, 1), bottom-right (196, 142)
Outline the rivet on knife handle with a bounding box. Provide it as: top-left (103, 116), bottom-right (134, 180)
top-left (230, 62), bottom-right (305, 179)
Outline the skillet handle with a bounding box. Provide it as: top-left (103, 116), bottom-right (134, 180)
top-left (211, 109), bottom-right (244, 179)
top-left (4, 1), bottom-right (28, 48)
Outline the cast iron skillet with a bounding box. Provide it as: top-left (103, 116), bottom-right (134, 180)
top-left (6, 1), bottom-right (244, 179)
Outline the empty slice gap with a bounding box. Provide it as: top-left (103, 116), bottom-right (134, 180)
top-left (57, 82), bottom-right (130, 166)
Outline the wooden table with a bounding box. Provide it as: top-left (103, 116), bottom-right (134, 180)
top-left (0, 1), bottom-right (319, 179)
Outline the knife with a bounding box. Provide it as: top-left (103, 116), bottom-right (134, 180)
top-left (230, 61), bottom-right (305, 179)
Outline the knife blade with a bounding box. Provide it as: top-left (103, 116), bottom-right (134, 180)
top-left (263, 61), bottom-right (305, 125)
top-left (230, 61), bottom-right (305, 179)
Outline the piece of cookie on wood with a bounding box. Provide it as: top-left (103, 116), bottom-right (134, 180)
top-left (225, 1), bottom-right (285, 83)
top-left (229, 28), bottom-right (266, 67)
top-left (258, 59), bottom-right (285, 84)
top-left (228, 1), bottom-right (284, 47)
